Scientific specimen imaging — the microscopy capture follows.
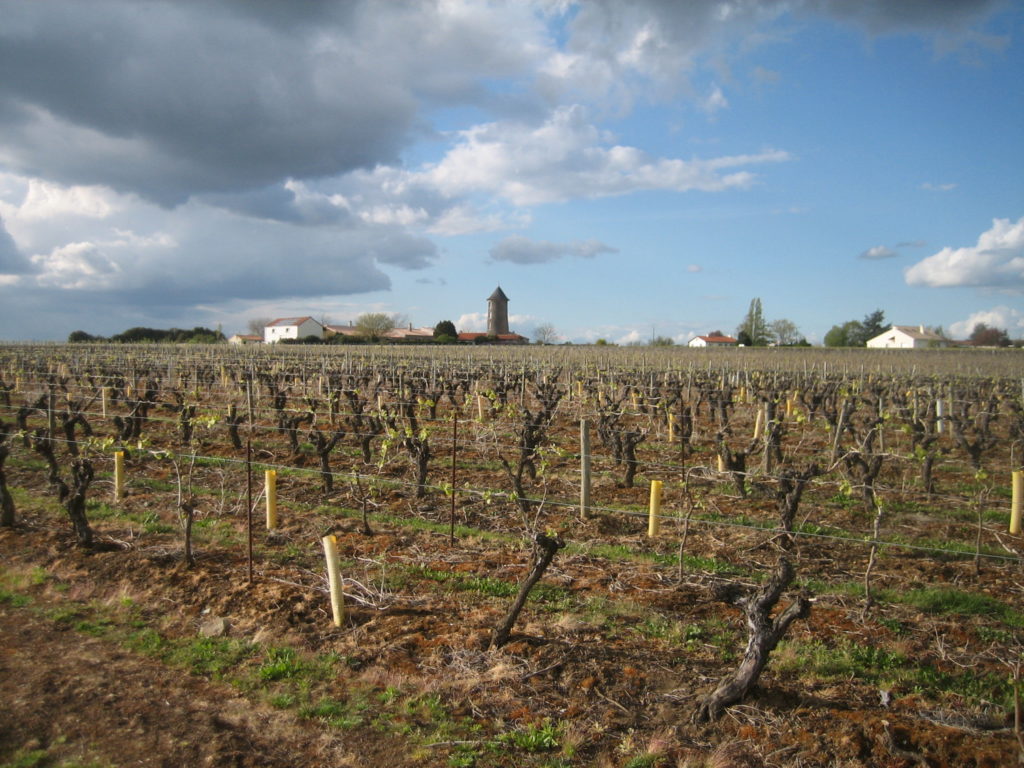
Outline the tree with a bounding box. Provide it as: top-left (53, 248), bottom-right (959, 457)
top-left (534, 323), bottom-right (559, 345)
top-left (247, 317), bottom-right (272, 335)
top-left (650, 336), bottom-right (675, 346)
top-left (354, 312), bottom-right (395, 341)
top-left (824, 320), bottom-right (863, 347)
top-left (856, 309), bottom-right (886, 345)
top-left (769, 318), bottom-right (802, 346)
top-left (736, 298), bottom-right (770, 346)
top-left (68, 330), bottom-right (102, 343)
top-left (969, 323), bottom-right (1011, 347)
top-left (433, 320), bottom-right (457, 341)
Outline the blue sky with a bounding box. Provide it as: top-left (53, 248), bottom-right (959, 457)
top-left (0, 0), bottom-right (1021, 343)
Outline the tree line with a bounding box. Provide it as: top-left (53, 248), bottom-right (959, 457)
top-left (68, 327), bottom-right (225, 344)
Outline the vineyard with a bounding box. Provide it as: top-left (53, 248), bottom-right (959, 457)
top-left (1, 343), bottom-right (1021, 767)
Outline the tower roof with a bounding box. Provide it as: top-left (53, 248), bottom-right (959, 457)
top-left (488, 286), bottom-right (509, 302)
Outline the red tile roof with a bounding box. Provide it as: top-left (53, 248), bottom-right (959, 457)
top-left (457, 332), bottom-right (528, 343)
top-left (267, 316), bottom-right (317, 327)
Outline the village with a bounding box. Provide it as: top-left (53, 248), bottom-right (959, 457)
top-left (228, 286), bottom-right (958, 350)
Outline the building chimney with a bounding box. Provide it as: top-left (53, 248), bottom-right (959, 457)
top-left (919, 324), bottom-right (924, 334)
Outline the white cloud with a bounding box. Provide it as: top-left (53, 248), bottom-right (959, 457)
top-left (860, 245), bottom-right (898, 260)
top-left (701, 84), bottom-right (729, 114)
top-left (687, 264), bottom-right (703, 272)
top-left (427, 204), bottom-right (527, 236)
top-left (949, 305), bottom-right (1024, 338)
top-left (455, 311), bottom-right (532, 333)
top-left (617, 329), bottom-right (646, 345)
top-left (904, 216), bottom-right (1024, 290)
top-left (920, 182), bottom-right (957, 192)
top-left (2, 177), bottom-right (117, 222)
top-left (456, 312), bottom-right (487, 332)
top-left (31, 242), bottom-right (121, 290)
top-left (358, 204), bottom-right (430, 228)
top-left (421, 106), bottom-right (789, 206)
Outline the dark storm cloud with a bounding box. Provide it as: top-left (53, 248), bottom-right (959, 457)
top-left (109, 221), bottom-right (436, 306)
top-left (0, 1), bottom-right (544, 207)
top-left (489, 235), bottom-right (617, 265)
top-left (807, 0), bottom-right (1006, 36)
top-left (198, 186), bottom-right (356, 226)
top-left (0, 2), bottom-right (415, 205)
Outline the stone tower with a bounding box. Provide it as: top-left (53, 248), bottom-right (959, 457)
top-left (487, 286), bottom-right (510, 336)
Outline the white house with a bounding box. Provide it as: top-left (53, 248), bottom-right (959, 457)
top-left (227, 333), bottom-right (262, 345)
top-left (866, 325), bottom-right (948, 349)
top-left (264, 316), bottom-right (324, 343)
top-left (688, 334), bottom-right (738, 348)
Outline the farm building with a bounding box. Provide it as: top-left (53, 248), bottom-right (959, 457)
top-left (323, 322), bottom-right (362, 340)
top-left (688, 334), bottom-right (738, 348)
top-left (384, 325), bottom-right (435, 342)
top-left (227, 334), bottom-right (262, 345)
top-left (324, 322), bottom-right (435, 342)
top-left (866, 325), bottom-right (949, 349)
top-left (457, 332), bottom-right (529, 344)
top-left (264, 317), bottom-right (324, 343)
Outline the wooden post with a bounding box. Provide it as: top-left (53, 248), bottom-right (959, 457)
top-left (322, 534), bottom-right (345, 626)
top-left (1011, 470), bottom-right (1022, 535)
top-left (580, 419), bottom-right (592, 520)
top-left (648, 480), bottom-right (663, 538)
top-left (113, 451), bottom-right (124, 504)
top-left (265, 469), bottom-right (278, 529)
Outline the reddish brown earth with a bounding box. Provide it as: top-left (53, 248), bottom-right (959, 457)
top-left (1, 353), bottom-right (1022, 767)
top-left (1, 498), bottom-right (1019, 768)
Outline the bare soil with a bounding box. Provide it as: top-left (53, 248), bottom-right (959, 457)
top-left (1, 491), bottom-right (1019, 768)
top-left (1, 353), bottom-right (1022, 767)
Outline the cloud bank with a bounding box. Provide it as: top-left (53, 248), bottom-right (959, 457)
top-left (0, 0), bottom-right (1009, 338)
top-left (904, 216), bottom-right (1024, 291)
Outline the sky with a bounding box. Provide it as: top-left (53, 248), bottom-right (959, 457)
top-left (0, 0), bottom-right (1022, 345)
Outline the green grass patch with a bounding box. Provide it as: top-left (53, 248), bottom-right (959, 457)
top-left (405, 564), bottom-right (574, 610)
top-left (192, 517), bottom-right (241, 548)
top-left (0, 749), bottom-right (49, 768)
top-left (0, 588), bottom-right (31, 608)
top-left (633, 614), bottom-right (681, 642)
top-left (499, 719), bottom-right (561, 753)
top-left (779, 640), bottom-right (1012, 708)
top-left (299, 696), bottom-right (365, 729)
top-left (166, 635), bottom-right (258, 677)
top-left (892, 587), bottom-right (1024, 627)
top-left (85, 500), bottom-right (175, 534)
top-left (258, 646), bottom-right (307, 681)
top-left (566, 540), bottom-right (744, 576)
